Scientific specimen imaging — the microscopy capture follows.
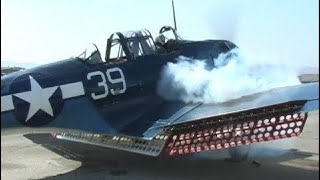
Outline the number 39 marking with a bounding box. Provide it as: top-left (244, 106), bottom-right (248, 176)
top-left (87, 67), bottom-right (127, 100)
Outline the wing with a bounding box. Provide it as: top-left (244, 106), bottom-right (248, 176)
top-left (53, 82), bottom-right (318, 156)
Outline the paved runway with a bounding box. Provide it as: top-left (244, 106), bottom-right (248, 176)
top-left (1, 110), bottom-right (319, 180)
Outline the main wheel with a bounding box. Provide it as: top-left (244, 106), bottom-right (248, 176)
top-left (228, 145), bottom-right (251, 161)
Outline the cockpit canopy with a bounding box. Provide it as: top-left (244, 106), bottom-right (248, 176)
top-left (78, 43), bottom-right (103, 65)
top-left (78, 26), bottom-right (183, 64)
top-left (105, 29), bottom-right (157, 63)
top-left (158, 26), bottom-right (183, 42)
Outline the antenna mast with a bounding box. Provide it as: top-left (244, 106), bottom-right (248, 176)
top-left (172, 0), bottom-right (177, 30)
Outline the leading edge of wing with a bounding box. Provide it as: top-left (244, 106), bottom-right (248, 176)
top-left (143, 82), bottom-right (319, 138)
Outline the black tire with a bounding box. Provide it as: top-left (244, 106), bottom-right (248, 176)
top-left (228, 145), bottom-right (251, 161)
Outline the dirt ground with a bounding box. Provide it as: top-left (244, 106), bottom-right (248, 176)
top-left (1, 110), bottom-right (318, 180)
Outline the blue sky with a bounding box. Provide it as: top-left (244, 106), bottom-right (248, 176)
top-left (1, 0), bottom-right (319, 67)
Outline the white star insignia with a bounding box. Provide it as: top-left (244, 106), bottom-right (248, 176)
top-left (14, 75), bottom-right (58, 122)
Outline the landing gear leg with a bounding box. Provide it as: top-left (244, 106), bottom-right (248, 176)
top-left (228, 145), bottom-right (251, 161)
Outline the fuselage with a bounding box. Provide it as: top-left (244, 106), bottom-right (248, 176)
top-left (1, 39), bottom-right (235, 136)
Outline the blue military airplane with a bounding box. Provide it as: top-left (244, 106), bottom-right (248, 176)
top-left (1, 25), bottom-right (319, 159)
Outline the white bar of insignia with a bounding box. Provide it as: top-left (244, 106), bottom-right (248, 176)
top-left (1, 95), bottom-right (14, 112)
top-left (60, 82), bottom-right (85, 99)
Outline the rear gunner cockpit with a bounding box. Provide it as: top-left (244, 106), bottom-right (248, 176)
top-left (78, 43), bottom-right (103, 65)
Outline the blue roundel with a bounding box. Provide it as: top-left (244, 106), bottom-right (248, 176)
top-left (9, 73), bottom-right (64, 126)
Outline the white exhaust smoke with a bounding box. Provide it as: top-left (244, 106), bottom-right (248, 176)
top-left (157, 48), bottom-right (301, 103)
